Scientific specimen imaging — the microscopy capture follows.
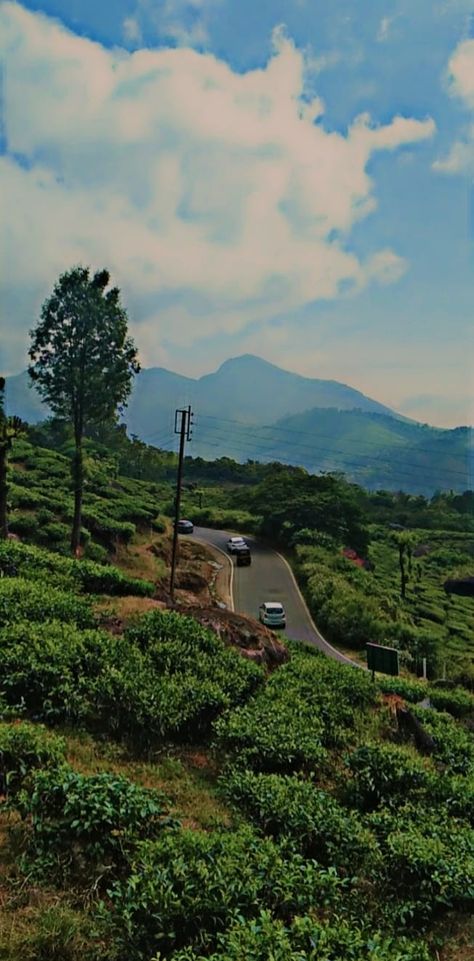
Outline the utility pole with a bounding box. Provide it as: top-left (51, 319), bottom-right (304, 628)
top-left (169, 405), bottom-right (193, 603)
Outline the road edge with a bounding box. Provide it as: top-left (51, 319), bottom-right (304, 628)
top-left (274, 549), bottom-right (365, 669)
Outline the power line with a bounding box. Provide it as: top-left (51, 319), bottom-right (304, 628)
top-left (197, 412), bottom-right (472, 464)
top-left (189, 434), bottom-right (470, 489)
top-left (192, 419), bottom-right (470, 483)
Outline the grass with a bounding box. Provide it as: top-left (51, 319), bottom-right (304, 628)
top-left (0, 727), bottom-right (231, 960)
top-left (63, 729), bottom-right (231, 831)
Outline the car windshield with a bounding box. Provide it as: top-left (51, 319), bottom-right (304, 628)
top-left (267, 605), bottom-right (283, 614)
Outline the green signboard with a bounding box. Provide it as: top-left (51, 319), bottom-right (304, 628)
top-left (366, 643), bottom-right (399, 677)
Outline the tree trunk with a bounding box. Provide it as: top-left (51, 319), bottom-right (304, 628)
top-left (0, 443), bottom-right (8, 540)
top-left (70, 434), bottom-right (83, 555)
top-left (399, 544), bottom-right (407, 599)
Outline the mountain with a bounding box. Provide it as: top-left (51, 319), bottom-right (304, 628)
top-left (5, 355), bottom-right (472, 494)
top-left (6, 354), bottom-right (400, 436)
top-left (244, 408), bottom-right (472, 496)
top-left (123, 354), bottom-right (403, 442)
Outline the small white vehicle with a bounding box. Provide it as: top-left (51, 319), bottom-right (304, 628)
top-left (259, 601), bottom-right (286, 629)
top-left (227, 536), bottom-right (247, 553)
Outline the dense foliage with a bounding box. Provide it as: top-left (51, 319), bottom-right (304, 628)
top-left (0, 431), bottom-right (472, 961)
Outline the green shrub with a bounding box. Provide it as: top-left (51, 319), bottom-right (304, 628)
top-left (0, 621), bottom-right (111, 722)
top-left (151, 516), bottom-right (166, 533)
top-left (0, 578), bottom-right (95, 628)
top-left (190, 507), bottom-right (260, 534)
top-left (344, 743), bottom-right (431, 811)
top-left (377, 677), bottom-right (428, 703)
top-left (8, 512), bottom-right (40, 536)
top-left (83, 541), bottom-right (108, 563)
top-left (9, 485), bottom-right (47, 509)
top-left (215, 649), bottom-right (376, 773)
top-left (72, 559), bottom-right (154, 597)
top-left (428, 686), bottom-right (474, 718)
top-left (41, 521), bottom-right (70, 544)
top-left (103, 827), bottom-right (347, 958)
top-left (17, 768), bottom-right (177, 883)
top-left (0, 720), bottom-right (66, 797)
top-left (171, 911), bottom-right (432, 961)
top-left (412, 707), bottom-right (474, 775)
top-left (81, 510), bottom-right (136, 545)
top-left (221, 769), bottom-right (379, 872)
top-left (368, 806), bottom-right (474, 923)
top-left (214, 697), bottom-right (327, 774)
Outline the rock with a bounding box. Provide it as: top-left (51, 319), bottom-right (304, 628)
top-left (171, 604), bottom-right (289, 668)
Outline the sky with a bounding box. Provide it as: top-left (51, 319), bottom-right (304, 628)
top-left (1, 0), bottom-right (473, 427)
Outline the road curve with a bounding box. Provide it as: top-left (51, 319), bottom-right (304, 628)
top-left (191, 526), bottom-right (361, 668)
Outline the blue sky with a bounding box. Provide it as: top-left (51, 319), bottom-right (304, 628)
top-left (1, 0), bottom-right (473, 426)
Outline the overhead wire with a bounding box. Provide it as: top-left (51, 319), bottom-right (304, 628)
top-left (188, 433), bottom-right (470, 489)
top-left (197, 413), bottom-right (472, 464)
top-left (191, 417), bottom-right (470, 483)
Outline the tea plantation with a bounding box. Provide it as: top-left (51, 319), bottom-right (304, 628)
top-left (0, 437), bottom-right (473, 960)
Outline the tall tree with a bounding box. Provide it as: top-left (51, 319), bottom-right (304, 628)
top-left (392, 531), bottom-right (415, 599)
top-left (29, 267), bottom-right (140, 554)
top-left (0, 378), bottom-right (25, 539)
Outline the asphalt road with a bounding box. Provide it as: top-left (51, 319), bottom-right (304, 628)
top-left (192, 526), bottom-right (360, 668)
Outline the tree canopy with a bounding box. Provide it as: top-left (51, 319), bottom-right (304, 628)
top-left (28, 266), bottom-right (140, 552)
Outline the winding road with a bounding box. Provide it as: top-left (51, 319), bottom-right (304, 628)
top-left (192, 526), bottom-right (360, 668)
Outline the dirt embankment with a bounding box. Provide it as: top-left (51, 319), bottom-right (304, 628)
top-left (111, 534), bottom-right (288, 667)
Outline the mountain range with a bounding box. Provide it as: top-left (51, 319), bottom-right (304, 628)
top-left (5, 355), bottom-right (472, 495)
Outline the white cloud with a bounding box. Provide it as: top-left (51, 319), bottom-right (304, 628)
top-left (122, 16), bottom-right (142, 44)
top-left (376, 17), bottom-right (393, 42)
top-left (0, 2), bottom-right (435, 371)
top-left (434, 38), bottom-right (474, 172)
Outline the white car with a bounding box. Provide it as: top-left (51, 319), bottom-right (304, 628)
top-left (227, 536), bottom-right (247, 553)
top-left (259, 601), bottom-right (286, 629)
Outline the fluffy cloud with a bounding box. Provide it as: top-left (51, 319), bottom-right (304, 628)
top-left (1, 2), bottom-right (435, 371)
top-left (434, 38), bottom-right (474, 173)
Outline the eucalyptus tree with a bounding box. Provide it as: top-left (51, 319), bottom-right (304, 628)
top-left (29, 267), bottom-right (140, 553)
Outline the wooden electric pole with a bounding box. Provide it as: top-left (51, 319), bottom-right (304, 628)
top-left (169, 405), bottom-right (193, 603)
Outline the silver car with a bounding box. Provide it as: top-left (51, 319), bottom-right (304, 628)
top-left (259, 601), bottom-right (286, 629)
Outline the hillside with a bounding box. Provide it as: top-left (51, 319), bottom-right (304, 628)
top-left (6, 357), bottom-right (471, 494)
top-left (1, 533), bottom-right (473, 960)
top-left (1, 434), bottom-right (473, 958)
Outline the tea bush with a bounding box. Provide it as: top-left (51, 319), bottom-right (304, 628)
top-left (376, 677), bottom-right (428, 703)
top-left (72, 559), bottom-right (154, 597)
top-left (215, 648), bottom-right (376, 773)
top-left (0, 541), bottom-right (154, 597)
top-left (368, 806), bottom-right (474, 923)
top-left (103, 827), bottom-right (348, 959)
top-left (412, 707), bottom-right (474, 775)
top-left (428, 686), bottom-right (474, 718)
top-left (170, 911), bottom-right (432, 961)
top-left (0, 613), bottom-right (262, 746)
top-left (344, 743), bottom-right (432, 811)
top-left (0, 720), bottom-right (66, 797)
top-left (221, 768), bottom-right (379, 872)
top-left (0, 578), bottom-right (96, 628)
top-left (81, 510), bottom-right (136, 546)
top-left (17, 768), bottom-right (177, 883)
top-left (0, 621), bottom-right (111, 722)
top-left (214, 696), bottom-right (328, 774)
